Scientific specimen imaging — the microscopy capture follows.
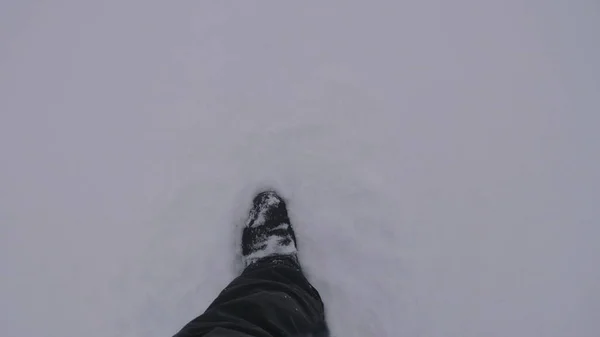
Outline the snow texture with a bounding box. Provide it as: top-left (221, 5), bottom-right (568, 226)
top-left (1, 2), bottom-right (599, 337)
top-left (243, 234), bottom-right (297, 268)
top-left (247, 194), bottom-right (281, 228)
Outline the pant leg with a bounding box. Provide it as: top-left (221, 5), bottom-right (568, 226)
top-left (173, 256), bottom-right (329, 337)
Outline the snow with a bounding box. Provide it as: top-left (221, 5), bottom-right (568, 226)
top-left (1, 1), bottom-right (599, 337)
top-left (247, 193), bottom-right (281, 228)
top-left (272, 223), bottom-right (290, 231)
top-left (243, 234), bottom-right (297, 268)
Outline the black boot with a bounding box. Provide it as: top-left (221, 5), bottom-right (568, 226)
top-left (173, 190), bottom-right (329, 337)
top-left (242, 191), bottom-right (299, 267)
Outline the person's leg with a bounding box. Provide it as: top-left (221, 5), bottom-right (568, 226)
top-left (173, 191), bottom-right (329, 337)
top-left (174, 256), bottom-right (328, 337)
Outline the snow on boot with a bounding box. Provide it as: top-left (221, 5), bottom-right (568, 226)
top-left (242, 191), bottom-right (299, 268)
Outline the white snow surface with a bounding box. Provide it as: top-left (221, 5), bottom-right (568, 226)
top-left (1, 2), bottom-right (599, 337)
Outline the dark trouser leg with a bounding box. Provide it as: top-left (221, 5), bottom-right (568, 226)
top-left (174, 256), bottom-right (329, 337)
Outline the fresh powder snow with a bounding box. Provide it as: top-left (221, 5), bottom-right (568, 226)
top-left (1, 2), bottom-right (598, 337)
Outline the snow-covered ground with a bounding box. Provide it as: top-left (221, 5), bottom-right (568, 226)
top-left (1, 2), bottom-right (599, 337)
